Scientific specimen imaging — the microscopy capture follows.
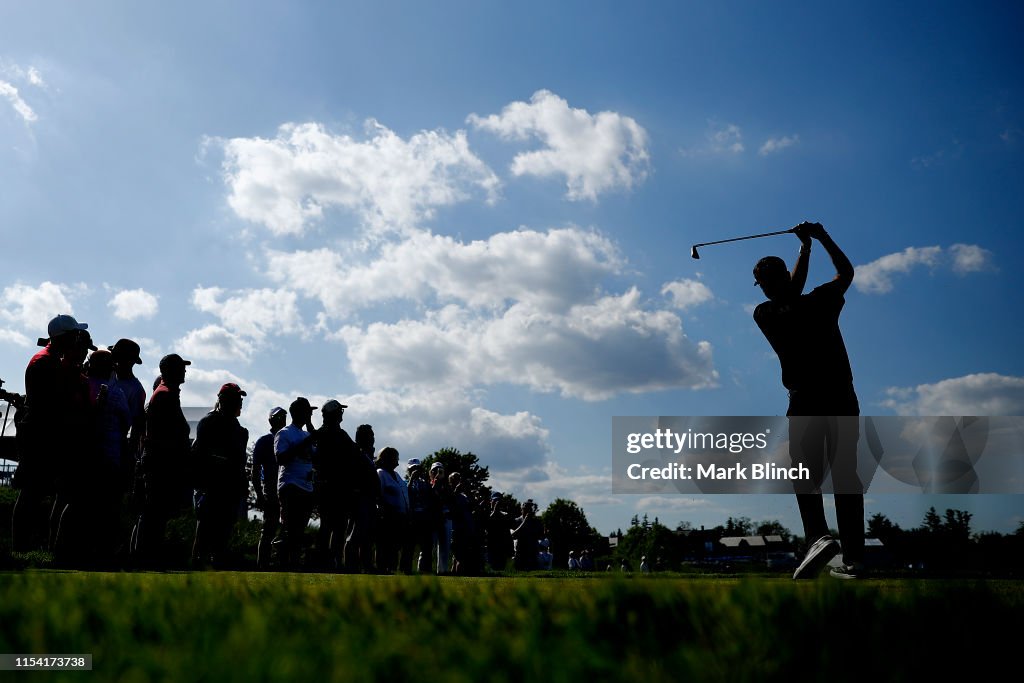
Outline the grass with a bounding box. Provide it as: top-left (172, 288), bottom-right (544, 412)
top-left (0, 571), bottom-right (1018, 682)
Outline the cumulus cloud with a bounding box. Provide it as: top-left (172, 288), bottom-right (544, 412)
top-left (192, 287), bottom-right (303, 342)
top-left (491, 460), bottom-right (617, 508)
top-left (661, 279), bottom-right (713, 310)
top-left (855, 246), bottom-right (942, 294)
top-left (681, 121), bottom-right (745, 157)
top-left (176, 325), bottom-right (255, 362)
top-left (266, 226), bottom-right (623, 317)
top-left (0, 281), bottom-right (81, 332)
top-left (337, 288), bottom-right (717, 401)
top-left (855, 244), bottom-right (993, 294)
top-left (174, 370), bottom-right (553, 473)
top-left (882, 373), bottom-right (1024, 416)
top-left (0, 329), bottom-right (31, 347)
top-left (468, 90), bottom-right (650, 200)
top-left (218, 120), bottom-right (499, 236)
top-left (949, 243), bottom-right (994, 274)
top-left (108, 289), bottom-right (159, 321)
top-left (759, 134), bottom-right (799, 155)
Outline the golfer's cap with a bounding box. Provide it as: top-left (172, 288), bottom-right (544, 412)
top-left (753, 256), bottom-right (788, 283)
top-left (268, 406), bottom-right (287, 420)
top-left (321, 399), bottom-right (348, 414)
top-left (158, 354), bottom-right (191, 373)
top-left (290, 396), bottom-right (317, 413)
top-left (47, 314), bottom-right (88, 339)
top-left (218, 382), bottom-right (246, 397)
top-left (429, 462), bottom-right (444, 472)
top-left (109, 338), bottom-right (143, 365)
top-left (407, 458), bottom-right (421, 469)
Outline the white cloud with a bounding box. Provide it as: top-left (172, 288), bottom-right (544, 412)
top-left (854, 246), bottom-right (944, 294)
top-left (0, 329), bottom-right (31, 347)
top-left (661, 279), bottom-right (713, 310)
top-left (681, 121), bottom-right (744, 157)
top-left (192, 287), bottom-right (303, 342)
top-left (0, 80), bottom-right (37, 123)
top-left (174, 372), bottom-right (553, 474)
top-left (266, 226), bottom-right (623, 318)
top-left (707, 122), bottom-right (744, 154)
top-left (468, 90), bottom-right (650, 201)
top-left (337, 287), bottom-right (717, 401)
top-left (219, 120), bottom-right (499, 236)
top-left (949, 243), bottom-right (994, 274)
top-left (882, 373), bottom-right (1024, 416)
top-left (176, 325), bottom-right (255, 363)
top-left (108, 289), bottom-right (159, 321)
top-left (855, 244), bottom-right (993, 294)
top-left (0, 281), bottom-right (80, 332)
top-left (26, 67), bottom-right (44, 87)
top-left (490, 460), bottom-right (617, 509)
top-left (759, 134), bottom-right (799, 155)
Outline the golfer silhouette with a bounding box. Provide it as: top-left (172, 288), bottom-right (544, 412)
top-left (752, 222), bottom-right (864, 579)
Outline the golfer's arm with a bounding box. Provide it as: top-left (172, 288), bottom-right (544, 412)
top-left (818, 231), bottom-right (854, 291)
top-left (790, 244), bottom-right (810, 296)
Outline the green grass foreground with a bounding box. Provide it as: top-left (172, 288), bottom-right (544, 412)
top-left (0, 572), bottom-right (1019, 682)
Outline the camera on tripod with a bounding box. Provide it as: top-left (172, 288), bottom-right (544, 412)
top-left (0, 377), bottom-right (25, 410)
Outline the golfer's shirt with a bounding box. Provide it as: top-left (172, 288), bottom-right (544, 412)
top-left (754, 280), bottom-right (854, 394)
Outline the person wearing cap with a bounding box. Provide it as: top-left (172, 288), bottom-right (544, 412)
top-left (274, 397), bottom-right (318, 569)
top-left (311, 399), bottom-right (356, 571)
top-left (511, 500), bottom-right (543, 571)
top-left (132, 353), bottom-right (192, 566)
top-left (109, 339), bottom-right (147, 488)
top-left (428, 461), bottom-right (453, 575)
top-left (190, 383), bottom-right (249, 568)
top-left (486, 493), bottom-right (513, 573)
top-left (402, 457), bottom-right (435, 574)
top-left (56, 348), bottom-right (132, 566)
top-left (344, 424), bottom-right (380, 573)
top-left (11, 314), bottom-right (94, 553)
top-left (252, 406), bottom-right (286, 569)
top-left (374, 446), bottom-right (409, 574)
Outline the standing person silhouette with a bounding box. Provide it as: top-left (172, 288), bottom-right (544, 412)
top-left (752, 222), bottom-right (865, 579)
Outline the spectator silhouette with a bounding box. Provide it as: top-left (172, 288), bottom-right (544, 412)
top-left (274, 397), bottom-right (317, 570)
top-left (752, 222), bottom-right (864, 579)
top-left (252, 407), bottom-right (286, 569)
top-left (312, 399), bottom-right (356, 571)
top-left (11, 315), bottom-right (93, 553)
top-left (132, 353), bottom-right (192, 567)
top-left (190, 383), bottom-right (249, 568)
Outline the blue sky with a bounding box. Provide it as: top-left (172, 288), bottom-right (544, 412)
top-left (2, 1), bottom-right (1022, 535)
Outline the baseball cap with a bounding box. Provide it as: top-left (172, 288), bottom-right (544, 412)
top-left (218, 382), bottom-right (247, 397)
top-left (268, 406), bottom-right (287, 420)
top-left (290, 397), bottom-right (317, 413)
top-left (47, 314), bottom-right (88, 339)
top-left (158, 354), bottom-right (192, 374)
top-left (429, 462), bottom-right (444, 472)
top-left (406, 458), bottom-right (421, 469)
top-left (109, 338), bottom-right (143, 365)
top-left (321, 399), bottom-right (348, 414)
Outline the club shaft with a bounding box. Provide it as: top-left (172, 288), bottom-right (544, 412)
top-left (694, 228), bottom-right (794, 248)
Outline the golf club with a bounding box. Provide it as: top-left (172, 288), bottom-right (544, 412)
top-left (691, 227), bottom-right (797, 259)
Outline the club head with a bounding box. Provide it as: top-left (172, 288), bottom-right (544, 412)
top-left (690, 245), bottom-right (700, 260)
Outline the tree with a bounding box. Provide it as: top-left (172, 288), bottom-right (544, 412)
top-left (867, 513), bottom-right (902, 544)
top-left (421, 448), bottom-right (490, 500)
top-left (617, 518), bottom-right (681, 570)
top-left (724, 516), bottom-right (754, 536)
top-left (541, 499), bottom-right (604, 568)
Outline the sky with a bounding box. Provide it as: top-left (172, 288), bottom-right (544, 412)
top-left (1, 1), bottom-right (1022, 536)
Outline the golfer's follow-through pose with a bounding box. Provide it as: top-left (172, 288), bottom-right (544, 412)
top-left (752, 222), bottom-right (864, 580)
